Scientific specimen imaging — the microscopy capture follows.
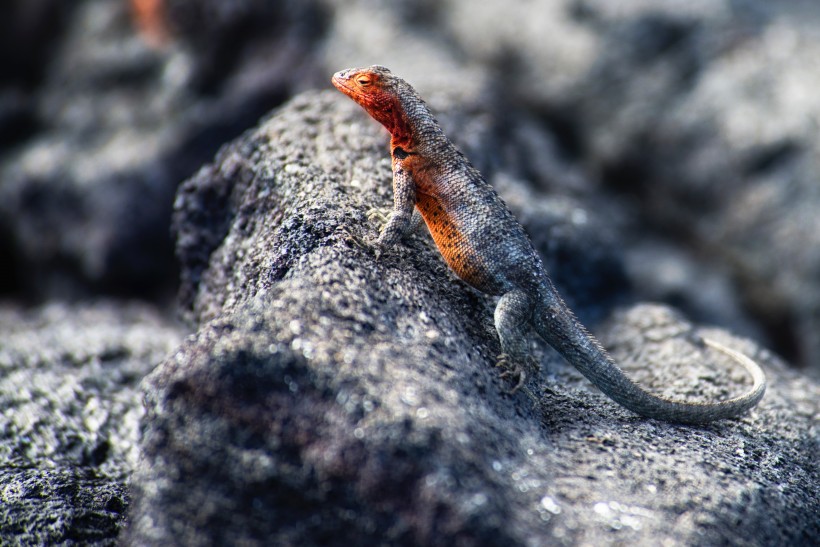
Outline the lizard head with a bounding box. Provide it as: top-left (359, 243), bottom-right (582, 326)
top-left (332, 65), bottom-right (404, 135)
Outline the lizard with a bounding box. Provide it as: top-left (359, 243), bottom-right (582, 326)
top-left (331, 65), bottom-right (766, 424)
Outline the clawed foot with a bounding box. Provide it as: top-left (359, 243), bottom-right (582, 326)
top-left (342, 208), bottom-right (390, 248)
top-left (342, 227), bottom-right (369, 249)
top-left (343, 207), bottom-right (403, 257)
top-left (366, 207), bottom-right (391, 226)
top-left (496, 353), bottom-right (537, 394)
top-left (342, 227), bottom-right (386, 259)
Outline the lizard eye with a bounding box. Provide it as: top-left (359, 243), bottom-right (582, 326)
top-left (356, 75), bottom-right (372, 87)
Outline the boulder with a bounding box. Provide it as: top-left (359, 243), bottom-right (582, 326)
top-left (125, 92), bottom-right (818, 545)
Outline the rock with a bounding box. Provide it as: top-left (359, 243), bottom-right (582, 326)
top-left (559, 1), bottom-right (820, 368)
top-left (126, 92), bottom-right (819, 545)
top-left (0, 0), bottom-right (327, 301)
top-left (7, 0), bottom-right (813, 345)
top-left (0, 301), bottom-right (183, 545)
top-left (319, 0), bottom-right (820, 368)
top-left (4, 0), bottom-right (820, 543)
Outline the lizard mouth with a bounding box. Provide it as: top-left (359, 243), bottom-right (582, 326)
top-left (332, 73), bottom-right (378, 109)
top-left (331, 68), bottom-right (396, 132)
top-left (331, 72), bottom-right (355, 95)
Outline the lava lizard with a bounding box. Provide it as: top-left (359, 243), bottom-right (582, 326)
top-left (332, 65), bottom-right (765, 424)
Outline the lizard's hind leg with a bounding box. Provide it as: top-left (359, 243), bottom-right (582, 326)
top-left (494, 289), bottom-right (538, 392)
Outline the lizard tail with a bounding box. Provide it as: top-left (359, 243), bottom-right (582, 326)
top-left (533, 296), bottom-right (766, 424)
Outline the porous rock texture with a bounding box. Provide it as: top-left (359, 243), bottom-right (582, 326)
top-left (0, 302), bottom-right (182, 545)
top-left (124, 92), bottom-right (818, 546)
top-left (319, 0), bottom-right (820, 370)
top-left (2, 0), bottom-right (820, 545)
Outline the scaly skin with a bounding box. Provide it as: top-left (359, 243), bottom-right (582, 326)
top-left (332, 65), bottom-right (766, 424)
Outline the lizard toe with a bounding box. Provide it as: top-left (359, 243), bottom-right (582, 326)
top-left (366, 207), bottom-right (392, 225)
top-left (495, 353), bottom-right (529, 393)
top-left (342, 227), bottom-right (368, 249)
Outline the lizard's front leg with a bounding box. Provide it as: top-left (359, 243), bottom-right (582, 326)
top-left (375, 165), bottom-right (416, 250)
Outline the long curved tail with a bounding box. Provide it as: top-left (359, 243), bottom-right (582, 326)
top-left (533, 297), bottom-right (766, 424)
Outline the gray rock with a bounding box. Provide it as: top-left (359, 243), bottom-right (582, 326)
top-left (318, 0), bottom-right (820, 368)
top-left (559, 1), bottom-right (820, 368)
top-left (127, 92), bottom-right (819, 545)
top-left (0, 0), bottom-right (327, 301)
top-left (0, 302), bottom-right (183, 545)
top-left (5, 0), bottom-right (820, 543)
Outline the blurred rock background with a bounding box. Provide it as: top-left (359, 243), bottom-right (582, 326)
top-left (0, 0), bottom-right (817, 545)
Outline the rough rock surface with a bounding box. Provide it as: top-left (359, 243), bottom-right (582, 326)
top-left (3, 0), bottom-right (820, 545)
top-left (125, 92), bottom-right (819, 546)
top-left (317, 0), bottom-right (820, 369)
top-left (0, 302), bottom-right (182, 545)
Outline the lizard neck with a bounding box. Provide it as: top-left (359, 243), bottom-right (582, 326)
top-left (388, 86), bottom-right (441, 152)
top-left (388, 104), bottom-right (415, 151)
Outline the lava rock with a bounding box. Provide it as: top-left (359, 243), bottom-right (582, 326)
top-left (0, 301), bottom-right (183, 545)
top-left (126, 92), bottom-right (818, 545)
top-left (0, 0), bottom-right (327, 301)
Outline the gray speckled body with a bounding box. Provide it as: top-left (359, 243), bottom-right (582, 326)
top-left (332, 66), bottom-right (766, 424)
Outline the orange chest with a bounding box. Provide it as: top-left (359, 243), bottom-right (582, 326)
top-left (410, 172), bottom-right (480, 286)
top-left (395, 155), bottom-right (500, 293)
top-left (403, 161), bottom-right (455, 244)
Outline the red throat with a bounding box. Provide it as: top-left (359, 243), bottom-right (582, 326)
top-left (332, 73), bottom-right (412, 147)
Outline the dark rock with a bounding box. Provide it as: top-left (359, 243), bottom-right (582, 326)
top-left (126, 92), bottom-right (819, 545)
top-left (0, 466), bottom-right (128, 546)
top-left (0, 0), bottom-right (327, 302)
top-left (560, 1), bottom-right (820, 368)
top-left (0, 301), bottom-right (183, 545)
top-left (4, 0), bottom-right (820, 543)
top-left (319, 0), bottom-right (820, 368)
top-left (0, 0), bottom-right (74, 89)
